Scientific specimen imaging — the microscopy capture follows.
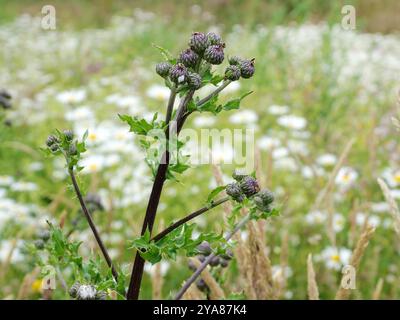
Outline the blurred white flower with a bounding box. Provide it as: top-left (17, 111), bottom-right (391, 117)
top-left (305, 210), bottom-right (326, 225)
top-left (144, 261), bottom-right (170, 276)
top-left (319, 246), bottom-right (351, 270)
top-left (382, 167), bottom-right (400, 188)
top-left (0, 176), bottom-right (14, 186)
top-left (371, 202), bottom-right (389, 213)
top-left (81, 155), bottom-right (106, 174)
top-left (229, 110), bottom-right (258, 125)
top-left (333, 213), bottom-right (346, 232)
top-left (146, 85), bottom-right (170, 101)
top-left (316, 153), bottom-right (337, 167)
top-left (193, 115), bottom-right (216, 127)
top-left (65, 106), bottom-right (94, 122)
top-left (277, 115), bottom-right (307, 130)
top-left (56, 89), bottom-right (86, 104)
top-left (257, 135), bottom-right (281, 150)
top-left (335, 167), bottom-right (358, 188)
top-left (268, 104), bottom-right (289, 115)
top-left (355, 212), bottom-right (380, 227)
top-left (11, 182), bottom-right (38, 192)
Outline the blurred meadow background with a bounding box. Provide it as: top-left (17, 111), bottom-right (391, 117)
top-left (1, 0), bottom-right (400, 300)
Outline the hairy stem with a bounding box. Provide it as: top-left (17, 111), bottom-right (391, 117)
top-left (126, 89), bottom-right (194, 300)
top-left (197, 80), bottom-right (231, 106)
top-left (174, 213), bottom-right (251, 300)
top-left (68, 169), bottom-right (118, 281)
top-left (152, 196), bottom-right (230, 243)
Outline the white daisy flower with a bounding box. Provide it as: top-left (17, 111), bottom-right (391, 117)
top-left (319, 246), bottom-right (352, 270)
top-left (335, 167), bottom-right (358, 188)
top-left (382, 168), bottom-right (400, 188)
top-left (193, 115), bottom-right (216, 127)
top-left (65, 106), bottom-right (94, 122)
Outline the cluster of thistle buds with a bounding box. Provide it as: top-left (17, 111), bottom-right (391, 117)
top-left (45, 129), bottom-right (85, 170)
top-left (226, 171), bottom-right (274, 212)
top-left (188, 241), bottom-right (233, 293)
top-left (69, 282), bottom-right (107, 300)
top-left (155, 31), bottom-right (255, 89)
top-left (0, 89), bottom-right (12, 110)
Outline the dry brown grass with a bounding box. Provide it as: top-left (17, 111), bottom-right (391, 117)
top-left (307, 254), bottom-right (319, 300)
top-left (190, 258), bottom-right (225, 300)
top-left (335, 225), bottom-right (376, 300)
top-left (377, 178), bottom-right (400, 236)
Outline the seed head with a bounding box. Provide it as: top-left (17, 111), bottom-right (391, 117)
top-left (155, 62), bottom-right (172, 78)
top-left (209, 256), bottom-right (220, 267)
top-left (204, 44), bottom-right (225, 65)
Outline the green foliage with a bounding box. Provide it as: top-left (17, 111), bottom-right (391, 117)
top-left (119, 113), bottom-right (164, 136)
top-left (129, 224), bottom-right (226, 264)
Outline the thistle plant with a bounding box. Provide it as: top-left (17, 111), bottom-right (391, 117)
top-left (44, 31), bottom-right (278, 300)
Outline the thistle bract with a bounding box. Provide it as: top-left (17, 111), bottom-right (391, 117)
top-left (226, 182), bottom-right (245, 202)
top-left (207, 32), bottom-right (222, 45)
top-left (225, 65), bottom-right (241, 81)
top-left (187, 72), bottom-right (202, 89)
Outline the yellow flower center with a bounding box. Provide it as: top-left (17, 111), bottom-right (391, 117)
top-left (342, 174), bottom-right (350, 182)
top-left (394, 173), bottom-right (400, 183)
top-left (331, 254), bottom-right (340, 263)
top-left (31, 279), bottom-right (42, 293)
top-left (88, 132), bottom-right (97, 141)
top-left (89, 163), bottom-right (98, 171)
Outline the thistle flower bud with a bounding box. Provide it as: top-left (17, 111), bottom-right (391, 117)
top-left (187, 72), bottom-right (202, 89)
top-left (204, 44), bottom-right (225, 65)
top-left (226, 182), bottom-right (245, 202)
top-left (219, 258), bottom-right (229, 268)
top-left (155, 62), bottom-right (172, 78)
top-left (63, 130), bottom-right (74, 141)
top-left (240, 58), bottom-right (255, 79)
top-left (34, 239), bottom-right (45, 249)
top-left (197, 254), bottom-right (206, 263)
top-left (196, 278), bottom-right (209, 292)
top-left (50, 144), bottom-right (59, 152)
top-left (206, 32), bottom-right (222, 45)
top-left (38, 230), bottom-right (51, 242)
top-left (69, 282), bottom-right (81, 298)
top-left (95, 290), bottom-right (108, 300)
top-left (228, 56), bottom-right (242, 66)
top-left (253, 189), bottom-right (274, 212)
top-left (224, 65), bottom-right (241, 81)
top-left (220, 249), bottom-right (233, 261)
top-left (197, 241), bottom-right (212, 255)
top-left (209, 256), bottom-right (220, 267)
top-left (232, 170), bottom-right (247, 182)
top-left (178, 48), bottom-right (199, 68)
top-left (169, 63), bottom-right (188, 84)
top-left (68, 144), bottom-right (77, 156)
top-left (0, 90), bottom-right (12, 109)
top-left (46, 135), bottom-right (59, 147)
top-left (76, 284), bottom-right (97, 300)
top-left (189, 32), bottom-right (209, 54)
top-left (239, 176), bottom-right (260, 198)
